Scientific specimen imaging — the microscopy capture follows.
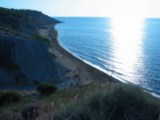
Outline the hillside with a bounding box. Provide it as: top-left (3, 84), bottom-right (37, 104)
top-left (0, 83), bottom-right (160, 120)
top-left (54, 84), bottom-right (160, 120)
top-left (0, 7), bottom-right (59, 35)
top-left (0, 8), bottom-right (65, 88)
top-left (0, 7), bottom-right (160, 120)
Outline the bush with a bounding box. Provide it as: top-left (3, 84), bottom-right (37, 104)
top-left (37, 83), bottom-right (57, 95)
top-left (0, 91), bottom-right (21, 107)
top-left (54, 85), bottom-right (160, 120)
top-left (31, 33), bottom-right (51, 46)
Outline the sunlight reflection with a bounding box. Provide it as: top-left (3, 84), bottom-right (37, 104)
top-left (110, 17), bottom-right (145, 83)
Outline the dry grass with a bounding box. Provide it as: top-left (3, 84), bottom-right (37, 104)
top-left (0, 82), bottom-right (110, 120)
top-left (54, 84), bottom-right (160, 120)
top-left (0, 83), bottom-right (160, 120)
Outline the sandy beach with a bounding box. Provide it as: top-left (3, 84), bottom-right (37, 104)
top-left (39, 25), bottom-right (119, 88)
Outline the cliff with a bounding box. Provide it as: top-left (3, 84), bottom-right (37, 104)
top-left (0, 7), bottom-right (118, 89)
top-left (0, 8), bottom-right (65, 89)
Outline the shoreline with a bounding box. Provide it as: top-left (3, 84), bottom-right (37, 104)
top-left (42, 25), bottom-right (120, 88)
top-left (42, 24), bottom-right (160, 98)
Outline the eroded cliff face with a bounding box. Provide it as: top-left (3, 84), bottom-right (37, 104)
top-left (0, 8), bottom-right (66, 89)
top-left (0, 34), bottom-right (66, 88)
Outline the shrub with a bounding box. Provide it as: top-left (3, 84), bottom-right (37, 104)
top-left (0, 91), bottom-right (21, 107)
top-left (54, 85), bottom-right (160, 120)
top-left (31, 33), bottom-right (51, 46)
top-left (37, 83), bottom-right (57, 95)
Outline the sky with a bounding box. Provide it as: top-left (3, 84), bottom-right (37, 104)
top-left (0, 0), bottom-right (160, 18)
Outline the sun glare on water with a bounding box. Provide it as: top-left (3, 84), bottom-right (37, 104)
top-left (108, 0), bottom-right (145, 83)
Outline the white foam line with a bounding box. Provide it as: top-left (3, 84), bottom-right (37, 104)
top-left (57, 36), bottom-right (129, 83)
top-left (56, 27), bottom-right (160, 99)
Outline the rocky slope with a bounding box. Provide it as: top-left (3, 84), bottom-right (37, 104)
top-left (0, 8), bottom-right (65, 89)
top-left (0, 7), bottom-right (119, 89)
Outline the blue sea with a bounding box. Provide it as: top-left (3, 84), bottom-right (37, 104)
top-left (55, 17), bottom-right (160, 95)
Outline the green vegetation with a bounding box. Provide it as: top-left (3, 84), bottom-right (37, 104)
top-left (0, 7), bottom-right (22, 17)
top-left (0, 83), bottom-right (160, 120)
top-left (31, 33), bottom-right (51, 46)
top-left (0, 7), bottom-right (60, 37)
top-left (54, 85), bottom-right (160, 120)
top-left (0, 7), bottom-right (43, 18)
top-left (0, 91), bottom-right (21, 107)
top-left (37, 83), bottom-right (57, 95)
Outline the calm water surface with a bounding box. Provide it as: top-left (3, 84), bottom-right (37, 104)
top-left (55, 17), bottom-right (160, 95)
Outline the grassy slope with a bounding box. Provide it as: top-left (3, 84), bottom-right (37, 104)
top-left (54, 84), bottom-right (160, 120)
top-left (0, 7), bottom-right (160, 120)
top-left (0, 83), bottom-right (160, 120)
top-left (0, 7), bottom-right (59, 35)
top-left (0, 7), bottom-right (59, 46)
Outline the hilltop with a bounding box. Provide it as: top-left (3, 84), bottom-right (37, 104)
top-left (0, 7), bottom-right (59, 35)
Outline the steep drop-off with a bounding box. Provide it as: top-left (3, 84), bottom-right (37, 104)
top-left (0, 8), bottom-right (65, 89)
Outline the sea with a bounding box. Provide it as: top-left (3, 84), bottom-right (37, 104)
top-left (55, 17), bottom-right (160, 95)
